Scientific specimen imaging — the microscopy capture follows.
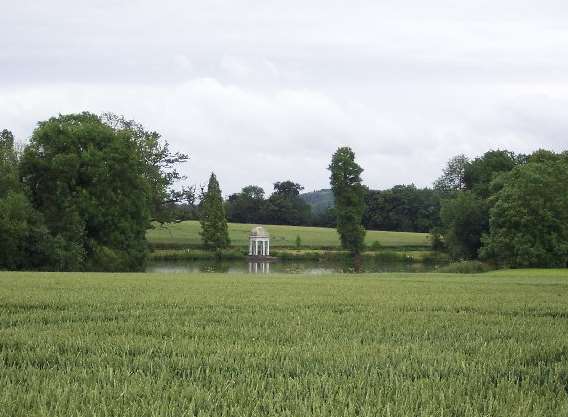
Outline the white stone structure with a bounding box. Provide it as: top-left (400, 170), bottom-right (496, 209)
top-left (249, 226), bottom-right (270, 257)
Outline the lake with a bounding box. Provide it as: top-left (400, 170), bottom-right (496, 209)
top-left (146, 258), bottom-right (447, 274)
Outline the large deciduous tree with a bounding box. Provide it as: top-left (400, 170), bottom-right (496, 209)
top-left (480, 160), bottom-right (568, 267)
top-left (19, 112), bottom-right (186, 271)
top-left (328, 147), bottom-right (366, 255)
top-left (200, 173), bottom-right (230, 250)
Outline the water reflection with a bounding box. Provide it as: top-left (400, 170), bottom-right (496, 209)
top-left (248, 262), bottom-right (270, 274)
top-left (147, 258), bottom-right (447, 274)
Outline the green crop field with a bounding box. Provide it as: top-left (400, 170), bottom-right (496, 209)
top-left (147, 220), bottom-right (430, 249)
top-left (1, 270), bottom-right (567, 416)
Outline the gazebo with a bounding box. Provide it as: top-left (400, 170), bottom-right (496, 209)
top-left (249, 226), bottom-right (270, 257)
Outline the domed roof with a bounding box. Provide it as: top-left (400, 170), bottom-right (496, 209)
top-left (250, 226), bottom-right (269, 238)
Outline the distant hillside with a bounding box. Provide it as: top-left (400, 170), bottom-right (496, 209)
top-left (301, 189), bottom-right (334, 214)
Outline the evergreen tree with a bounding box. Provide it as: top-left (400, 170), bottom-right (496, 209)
top-left (200, 173), bottom-right (230, 250)
top-left (328, 147), bottom-right (366, 255)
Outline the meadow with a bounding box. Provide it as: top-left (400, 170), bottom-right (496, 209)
top-left (147, 220), bottom-right (430, 249)
top-left (1, 270), bottom-right (567, 416)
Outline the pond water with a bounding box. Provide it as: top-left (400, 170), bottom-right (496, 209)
top-left (146, 259), bottom-right (447, 274)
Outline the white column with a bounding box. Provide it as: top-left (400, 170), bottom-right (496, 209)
top-left (267, 240), bottom-right (270, 256)
top-left (255, 240), bottom-right (259, 256)
top-left (262, 241), bottom-right (265, 256)
top-left (249, 240), bottom-right (253, 255)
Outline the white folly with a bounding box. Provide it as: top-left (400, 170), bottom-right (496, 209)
top-left (249, 226), bottom-right (270, 257)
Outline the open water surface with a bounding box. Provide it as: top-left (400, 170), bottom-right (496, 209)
top-left (146, 258), bottom-right (447, 274)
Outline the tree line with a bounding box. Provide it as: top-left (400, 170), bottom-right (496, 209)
top-left (224, 182), bottom-right (440, 232)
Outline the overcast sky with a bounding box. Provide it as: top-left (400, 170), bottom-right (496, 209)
top-left (1, 1), bottom-right (567, 195)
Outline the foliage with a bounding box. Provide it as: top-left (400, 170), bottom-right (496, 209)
top-left (329, 147), bottom-right (366, 255)
top-left (480, 160), bottom-right (568, 267)
top-left (439, 191), bottom-right (488, 260)
top-left (265, 181), bottom-right (312, 226)
top-left (20, 113), bottom-right (152, 271)
top-left (364, 185), bottom-right (441, 233)
top-left (464, 149), bottom-right (522, 198)
top-left (0, 131), bottom-right (63, 271)
top-left (272, 180), bottom-right (304, 197)
top-left (527, 149), bottom-right (568, 164)
top-left (0, 129), bottom-right (19, 197)
top-left (369, 241), bottom-right (382, 251)
top-left (436, 150), bottom-right (523, 261)
top-left (429, 227), bottom-right (446, 251)
top-left (101, 113), bottom-right (192, 224)
top-left (0, 112), bottom-right (190, 272)
top-left (199, 173), bottom-right (230, 250)
top-left (226, 182), bottom-right (312, 226)
top-left (149, 248), bottom-right (244, 261)
top-left (437, 260), bottom-right (495, 274)
top-left (226, 185), bottom-right (266, 224)
top-left (0, 192), bottom-right (58, 270)
top-left (1, 270), bottom-right (568, 416)
top-left (433, 154), bottom-right (469, 193)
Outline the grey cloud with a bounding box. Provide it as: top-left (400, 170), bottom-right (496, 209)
top-left (1, 0), bottom-right (568, 194)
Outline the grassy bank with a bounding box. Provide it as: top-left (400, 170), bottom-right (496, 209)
top-left (147, 220), bottom-right (430, 249)
top-left (149, 248), bottom-right (245, 261)
top-left (1, 270), bottom-right (567, 416)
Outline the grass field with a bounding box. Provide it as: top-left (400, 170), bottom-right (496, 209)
top-left (147, 220), bottom-right (430, 249)
top-left (1, 270), bottom-right (567, 416)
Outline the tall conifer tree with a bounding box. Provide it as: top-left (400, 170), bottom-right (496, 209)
top-left (200, 173), bottom-right (230, 250)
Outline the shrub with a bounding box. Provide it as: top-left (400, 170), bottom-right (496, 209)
top-left (437, 260), bottom-right (495, 274)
